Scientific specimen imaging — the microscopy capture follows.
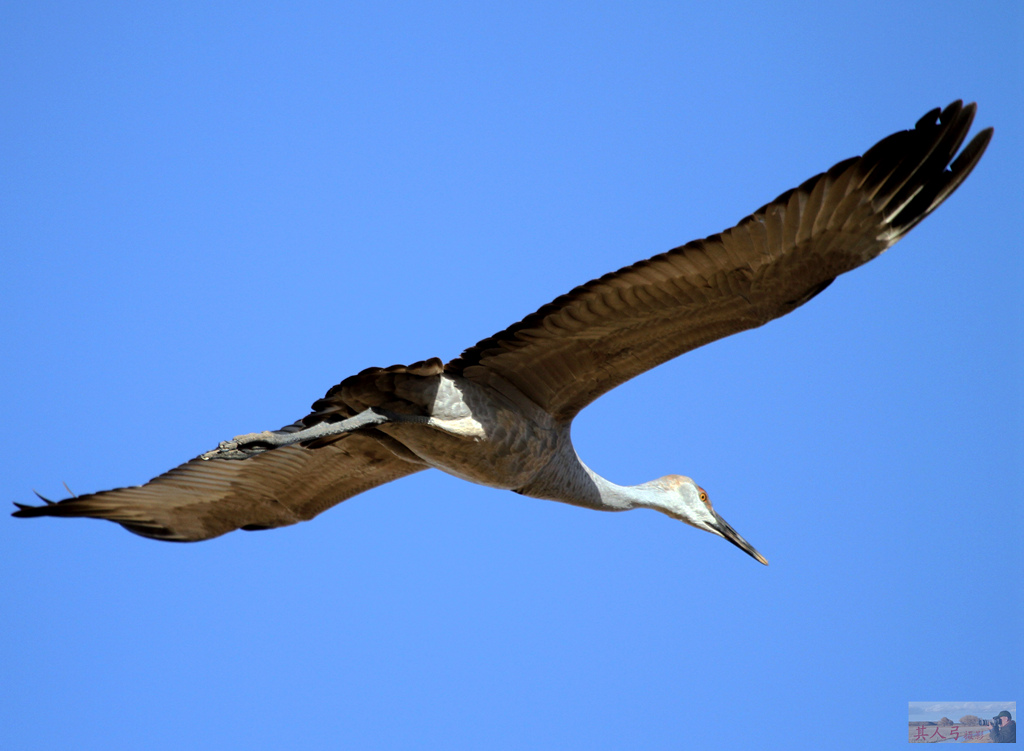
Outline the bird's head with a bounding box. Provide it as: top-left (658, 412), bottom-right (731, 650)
top-left (650, 475), bottom-right (768, 565)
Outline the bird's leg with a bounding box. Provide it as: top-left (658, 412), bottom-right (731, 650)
top-left (201, 408), bottom-right (395, 460)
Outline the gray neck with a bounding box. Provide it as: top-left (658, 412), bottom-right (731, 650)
top-left (519, 440), bottom-right (656, 513)
top-left (578, 462), bottom-right (655, 511)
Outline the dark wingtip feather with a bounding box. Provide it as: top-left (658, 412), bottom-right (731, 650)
top-left (13, 492), bottom-right (187, 541)
top-left (15, 500), bottom-right (59, 517)
top-left (915, 105), bottom-right (945, 129)
top-left (13, 499), bottom-right (59, 517)
top-left (12, 490), bottom-right (60, 516)
top-left (889, 117), bottom-right (993, 235)
top-left (32, 490), bottom-right (57, 504)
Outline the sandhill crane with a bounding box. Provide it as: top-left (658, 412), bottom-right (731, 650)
top-left (14, 101), bottom-right (992, 564)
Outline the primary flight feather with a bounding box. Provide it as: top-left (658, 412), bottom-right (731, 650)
top-left (14, 101), bottom-right (992, 564)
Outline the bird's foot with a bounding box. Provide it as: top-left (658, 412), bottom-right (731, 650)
top-left (202, 431), bottom-right (283, 460)
top-left (200, 408), bottom-right (395, 461)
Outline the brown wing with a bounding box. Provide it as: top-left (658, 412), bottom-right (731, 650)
top-left (447, 101), bottom-right (992, 421)
top-left (12, 430), bottom-right (424, 542)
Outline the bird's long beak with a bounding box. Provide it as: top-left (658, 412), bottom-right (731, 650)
top-left (711, 512), bottom-right (768, 565)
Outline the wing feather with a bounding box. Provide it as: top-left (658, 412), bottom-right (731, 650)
top-left (447, 101), bottom-right (992, 420)
top-left (13, 431), bottom-right (424, 542)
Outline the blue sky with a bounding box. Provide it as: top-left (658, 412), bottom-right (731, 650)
top-left (1, 2), bottom-right (1020, 750)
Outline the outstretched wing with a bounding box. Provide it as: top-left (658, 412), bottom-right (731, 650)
top-left (13, 428), bottom-right (425, 542)
top-left (448, 101), bottom-right (992, 421)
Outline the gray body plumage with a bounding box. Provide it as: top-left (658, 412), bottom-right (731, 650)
top-left (13, 101), bottom-right (992, 564)
top-left (317, 368), bottom-right (636, 512)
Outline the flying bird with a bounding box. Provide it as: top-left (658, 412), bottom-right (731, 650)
top-left (14, 101), bottom-right (992, 564)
